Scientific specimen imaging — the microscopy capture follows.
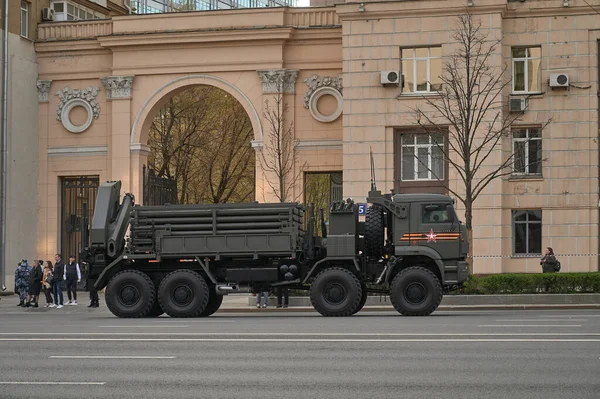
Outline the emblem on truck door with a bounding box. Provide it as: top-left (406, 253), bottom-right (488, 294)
top-left (426, 229), bottom-right (437, 243)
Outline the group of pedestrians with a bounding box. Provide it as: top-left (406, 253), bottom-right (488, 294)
top-left (14, 253), bottom-right (95, 308)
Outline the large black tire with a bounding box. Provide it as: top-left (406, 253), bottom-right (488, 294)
top-left (145, 297), bottom-right (164, 317)
top-left (158, 269), bottom-right (209, 318)
top-left (105, 269), bottom-right (156, 318)
top-left (197, 289), bottom-right (223, 317)
top-left (310, 267), bottom-right (363, 317)
top-left (365, 205), bottom-right (384, 258)
top-left (389, 266), bottom-right (443, 316)
top-left (352, 283), bottom-right (368, 315)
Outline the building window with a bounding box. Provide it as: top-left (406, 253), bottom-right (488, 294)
top-left (51, 1), bottom-right (101, 21)
top-left (512, 47), bottom-right (542, 93)
top-left (20, 1), bottom-right (28, 38)
top-left (401, 133), bottom-right (444, 181)
top-left (512, 127), bottom-right (542, 176)
top-left (401, 47), bottom-right (443, 93)
top-left (512, 210), bottom-right (542, 255)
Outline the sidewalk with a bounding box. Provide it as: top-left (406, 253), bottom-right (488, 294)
top-left (3, 292), bottom-right (598, 312)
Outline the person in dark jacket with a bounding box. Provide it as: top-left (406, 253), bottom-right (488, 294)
top-left (25, 260), bottom-right (43, 308)
top-left (540, 247), bottom-right (560, 273)
top-left (53, 253), bottom-right (65, 308)
top-left (14, 260), bottom-right (32, 307)
top-left (64, 255), bottom-right (81, 305)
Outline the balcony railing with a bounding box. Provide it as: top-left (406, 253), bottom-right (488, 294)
top-left (38, 20), bottom-right (113, 41)
top-left (37, 7), bottom-right (340, 42)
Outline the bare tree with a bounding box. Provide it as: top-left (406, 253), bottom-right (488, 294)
top-left (257, 92), bottom-right (306, 203)
top-left (148, 86), bottom-right (255, 204)
top-left (408, 12), bottom-right (550, 269)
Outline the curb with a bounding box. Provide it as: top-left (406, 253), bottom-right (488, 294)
top-left (216, 303), bottom-right (600, 313)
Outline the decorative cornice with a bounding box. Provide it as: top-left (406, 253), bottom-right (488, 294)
top-left (37, 80), bottom-right (52, 103)
top-left (303, 74), bottom-right (343, 110)
top-left (257, 69), bottom-right (299, 93)
top-left (130, 143), bottom-right (151, 155)
top-left (296, 140), bottom-right (343, 150)
top-left (101, 76), bottom-right (134, 100)
top-left (47, 145), bottom-right (107, 157)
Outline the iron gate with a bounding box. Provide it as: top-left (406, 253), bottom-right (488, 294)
top-left (143, 165), bottom-right (178, 206)
top-left (61, 176), bottom-right (99, 263)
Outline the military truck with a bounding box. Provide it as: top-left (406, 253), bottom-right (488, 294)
top-left (81, 179), bottom-right (469, 318)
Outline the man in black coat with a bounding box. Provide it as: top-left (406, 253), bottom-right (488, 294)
top-left (53, 254), bottom-right (65, 308)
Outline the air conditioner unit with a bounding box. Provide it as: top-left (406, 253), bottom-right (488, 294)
top-left (509, 97), bottom-right (528, 113)
top-left (380, 70), bottom-right (400, 86)
top-left (42, 8), bottom-right (55, 21)
top-left (549, 72), bottom-right (569, 88)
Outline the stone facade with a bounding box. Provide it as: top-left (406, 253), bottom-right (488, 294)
top-left (28, 1), bottom-right (600, 279)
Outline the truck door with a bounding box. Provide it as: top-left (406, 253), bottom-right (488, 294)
top-left (417, 202), bottom-right (460, 259)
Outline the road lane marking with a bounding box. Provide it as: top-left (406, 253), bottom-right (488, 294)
top-left (495, 319), bottom-right (588, 322)
top-left (0, 382), bottom-right (105, 385)
top-left (538, 315), bottom-right (600, 317)
top-left (152, 320), bottom-right (236, 323)
top-left (1, 332), bottom-right (599, 336)
top-left (49, 355), bottom-right (176, 359)
top-left (1, 338), bottom-right (599, 342)
top-left (480, 324), bottom-right (584, 327)
top-left (97, 325), bottom-right (189, 328)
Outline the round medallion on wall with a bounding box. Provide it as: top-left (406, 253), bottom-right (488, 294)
top-left (60, 98), bottom-right (94, 133)
top-left (308, 87), bottom-right (343, 123)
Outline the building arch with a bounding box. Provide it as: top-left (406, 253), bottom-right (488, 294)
top-left (130, 74), bottom-right (263, 147)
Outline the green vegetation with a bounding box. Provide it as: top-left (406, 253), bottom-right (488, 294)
top-left (455, 273), bottom-right (600, 295)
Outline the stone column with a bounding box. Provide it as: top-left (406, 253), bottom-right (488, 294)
top-left (255, 69), bottom-right (299, 202)
top-left (101, 76), bottom-right (134, 193)
top-left (36, 80), bottom-right (52, 259)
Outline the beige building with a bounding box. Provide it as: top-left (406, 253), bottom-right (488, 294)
top-left (2, 0), bottom-right (600, 289)
top-left (0, 0), bottom-right (127, 291)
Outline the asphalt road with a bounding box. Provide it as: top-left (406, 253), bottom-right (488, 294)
top-left (0, 296), bottom-right (599, 399)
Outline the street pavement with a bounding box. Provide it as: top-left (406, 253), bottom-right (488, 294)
top-left (0, 294), bottom-right (599, 399)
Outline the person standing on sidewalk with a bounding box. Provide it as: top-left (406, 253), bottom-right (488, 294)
top-left (276, 286), bottom-right (289, 308)
top-left (42, 261), bottom-right (54, 307)
top-left (25, 260), bottom-right (43, 308)
top-left (64, 255), bottom-right (81, 305)
top-left (14, 260), bottom-right (32, 307)
top-left (52, 254), bottom-right (65, 308)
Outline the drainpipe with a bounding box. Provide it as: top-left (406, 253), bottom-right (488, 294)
top-left (1, 0), bottom-right (9, 291)
top-left (123, 0), bottom-right (133, 14)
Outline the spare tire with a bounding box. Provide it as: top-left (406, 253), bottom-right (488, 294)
top-left (365, 205), bottom-right (384, 258)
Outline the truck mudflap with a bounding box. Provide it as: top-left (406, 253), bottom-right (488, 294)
top-left (456, 260), bottom-right (470, 284)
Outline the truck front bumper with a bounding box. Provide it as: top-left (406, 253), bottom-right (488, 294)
top-left (457, 260), bottom-right (470, 284)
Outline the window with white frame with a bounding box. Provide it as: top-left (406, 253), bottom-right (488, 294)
top-left (401, 133), bottom-right (444, 181)
top-left (512, 127), bottom-right (542, 176)
top-left (512, 47), bottom-right (542, 93)
top-left (512, 210), bottom-right (542, 255)
top-left (401, 47), bottom-right (442, 94)
top-left (20, 1), bottom-right (28, 38)
top-left (51, 1), bottom-right (103, 21)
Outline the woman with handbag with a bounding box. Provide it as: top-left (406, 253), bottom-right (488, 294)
top-left (43, 261), bottom-right (54, 307)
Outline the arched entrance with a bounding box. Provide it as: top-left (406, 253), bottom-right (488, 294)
top-left (143, 85), bottom-right (256, 205)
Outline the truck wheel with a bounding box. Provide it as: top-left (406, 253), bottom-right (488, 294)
top-left (158, 269), bottom-right (209, 318)
top-left (105, 269), bottom-right (156, 318)
top-left (352, 284), bottom-right (368, 315)
top-left (310, 267), bottom-right (363, 317)
top-left (145, 297), bottom-right (164, 317)
top-left (197, 290), bottom-right (223, 317)
top-left (389, 266), bottom-right (442, 316)
top-left (365, 205), bottom-right (384, 258)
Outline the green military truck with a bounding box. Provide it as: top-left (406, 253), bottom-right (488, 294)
top-left (81, 180), bottom-right (469, 318)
